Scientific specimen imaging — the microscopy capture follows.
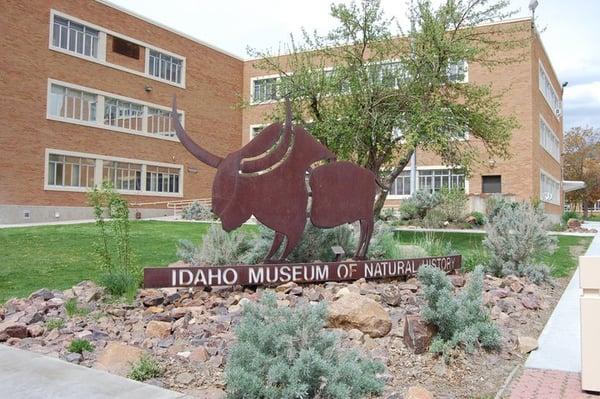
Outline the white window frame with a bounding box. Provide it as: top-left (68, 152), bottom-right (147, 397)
top-left (44, 148), bottom-right (184, 197)
top-left (387, 165), bottom-right (470, 199)
top-left (538, 61), bottom-right (562, 119)
top-left (249, 124), bottom-right (266, 141)
top-left (540, 169), bottom-right (561, 205)
top-left (447, 60), bottom-right (469, 83)
top-left (49, 10), bottom-right (186, 88)
top-left (250, 74), bottom-right (283, 105)
top-left (46, 79), bottom-right (184, 142)
top-left (539, 114), bottom-right (561, 162)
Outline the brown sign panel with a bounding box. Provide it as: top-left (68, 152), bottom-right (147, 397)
top-left (143, 255), bottom-right (461, 288)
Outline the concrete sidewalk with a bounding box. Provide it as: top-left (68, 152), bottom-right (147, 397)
top-left (525, 221), bottom-right (600, 372)
top-left (0, 345), bottom-right (190, 399)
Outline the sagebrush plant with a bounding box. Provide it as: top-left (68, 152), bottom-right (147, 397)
top-left (483, 200), bottom-right (557, 279)
top-left (225, 293), bottom-right (384, 399)
top-left (68, 339), bottom-right (95, 354)
top-left (423, 208), bottom-right (446, 228)
top-left (46, 318), bottom-right (65, 330)
top-left (243, 222), bottom-right (356, 264)
top-left (468, 211), bottom-right (486, 226)
top-left (418, 265), bottom-right (500, 360)
top-left (522, 263), bottom-right (552, 285)
top-left (436, 188), bottom-right (468, 222)
top-left (562, 210), bottom-right (580, 224)
top-left (128, 355), bottom-right (163, 381)
top-left (65, 298), bottom-right (90, 318)
top-left (414, 190), bottom-right (441, 218)
top-left (181, 201), bottom-right (215, 221)
top-left (88, 182), bottom-right (140, 297)
top-left (178, 224), bottom-right (252, 266)
top-left (416, 232), bottom-right (455, 257)
top-left (399, 199), bottom-right (420, 220)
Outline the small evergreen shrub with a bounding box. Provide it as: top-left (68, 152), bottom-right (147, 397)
top-left (88, 182), bottom-right (140, 299)
top-left (483, 201), bottom-right (557, 279)
top-left (128, 355), bottom-right (163, 381)
top-left (562, 210), bottom-right (580, 224)
top-left (414, 190), bottom-right (441, 217)
top-left (181, 201), bottom-right (215, 221)
top-left (418, 265), bottom-right (500, 360)
top-left (65, 298), bottom-right (90, 318)
top-left (178, 224), bottom-right (252, 266)
top-left (398, 199), bottom-right (419, 220)
top-left (68, 339), bottom-right (95, 354)
top-left (46, 318), bottom-right (65, 330)
top-left (436, 188), bottom-right (467, 222)
top-left (523, 263), bottom-right (552, 285)
top-left (422, 208), bottom-right (446, 228)
top-left (468, 211), bottom-right (486, 226)
top-left (225, 293), bottom-right (384, 399)
top-left (243, 222), bottom-right (356, 264)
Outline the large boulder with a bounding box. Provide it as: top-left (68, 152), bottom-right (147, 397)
top-left (403, 315), bottom-right (436, 354)
top-left (94, 342), bottom-right (144, 376)
top-left (327, 293), bottom-right (391, 338)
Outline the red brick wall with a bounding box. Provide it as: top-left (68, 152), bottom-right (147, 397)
top-left (0, 0), bottom-right (243, 207)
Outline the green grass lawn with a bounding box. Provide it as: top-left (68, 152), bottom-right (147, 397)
top-left (0, 222), bottom-right (592, 303)
top-left (396, 231), bottom-right (592, 278)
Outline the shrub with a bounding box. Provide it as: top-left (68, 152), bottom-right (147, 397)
top-left (468, 211), bottom-right (486, 226)
top-left (378, 207), bottom-right (397, 222)
top-left (422, 208), bottom-right (446, 228)
top-left (181, 201), bottom-right (215, 221)
top-left (88, 182), bottom-right (140, 298)
top-left (415, 232), bottom-right (455, 257)
top-left (483, 201), bottom-right (557, 279)
top-left (65, 298), bottom-right (90, 318)
top-left (562, 210), bottom-right (580, 224)
top-left (128, 355), bottom-right (163, 381)
top-left (523, 263), bottom-right (552, 285)
top-left (461, 248), bottom-right (490, 273)
top-left (398, 199), bottom-right (419, 220)
top-left (68, 339), bottom-right (95, 354)
top-left (225, 293), bottom-right (384, 399)
top-left (46, 318), bottom-right (65, 330)
top-left (418, 265), bottom-right (500, 360)
top-left (178, 224), bottom-right (252, 266)
top-left (437, 188), bottom-right (468, 222)
top-left (99, 270), bottom-right (138, 299)
top-left (414, 190), bottom-right (441, 217)
top-left (243, 222), bottom-right (356, 264)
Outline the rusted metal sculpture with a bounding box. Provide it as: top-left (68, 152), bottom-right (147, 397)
top-left (172, 97), bottom-right (376, 262)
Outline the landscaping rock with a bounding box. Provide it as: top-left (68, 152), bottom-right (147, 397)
top-left (190, 346), bottom-right (210, 362)
top-left (0, 322), bottom-right (28, 339)
top-left (327, 293), bottom-right (391, 338)
top-left (94, 342), bottom-right (144, 376)
top-left (403, 315), bottom-right (436, 354)
top-left (521, 295), bottom-right (540, 310)
top-left (275, 281), bottom-right (298, 293)
top-left (65, 352), bottom-right (82, 363)
top-left (194, 387), bottom-right (226, 399)
top-left (176, 372), bottom-right (194, 385)
top-left (27, 324), bottom-right (44, 338)
top-left (29, 288), bottom-right (54, 301)
top-left (146, 321), bottom-right (171, 339)
top-left (449, 274), bottom-right (465, 287)
top-left (143, 295), bottom-right (165, 307)
top-left (517, 336), bottom-right (538, 354)
top-left (406, 385), bottom-right (434, 399)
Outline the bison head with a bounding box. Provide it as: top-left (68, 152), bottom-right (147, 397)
top-left (171, 97), bottom-right (295, 230)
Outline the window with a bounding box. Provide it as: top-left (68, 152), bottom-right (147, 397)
top-left (448, 60), bottom-right (468, 82)
top-left (539, 62), bottom-right (562, 117)
top-left (103, 161), bottom-right (142, 191)
top-left (390, 170), bottom-right (411, 196)
top-left (418, 169), bottom-right (464, 193)
top-left (104, 98), bottom-right (144, 132)
top-left (540, 171), bottom-right (560, 205)
top-left (252, 78), bottom-right (279, 103)
top-left (112, 37), bottom-right (140, 59)
top-left (389, 168), bottom-right (464, 196)
top-left (482, 175), bottom-right (502, 194)
top-left (47, 154), bottom-right (95, 188)
top-left (540, 116), bottom-right (560, 161)
top-left (48, 80), bottom-right (183, 140)
top-left (52, 15), bottom-right (99, 58)
top-left (48, 84), bottom-right (97, 122)
top-left (250, 125), bottom-right (264, 139)
top-left (146, 166), bottom-right (180, 193)
top-left (148, 50), bottom-right (183, 84)
top-left (147, 107), bottom-right (180, 138)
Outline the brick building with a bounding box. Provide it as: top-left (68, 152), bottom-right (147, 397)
top-left (0, 1), bottom-right (565, 224)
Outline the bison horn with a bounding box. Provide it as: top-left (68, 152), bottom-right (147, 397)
top-left (171, 96), bottom-right (223, 168)
top-left (240, 97), bottom-right (295, 175)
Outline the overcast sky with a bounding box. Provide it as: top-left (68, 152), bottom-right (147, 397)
top-left (109, 0), bottom-right (600, 131)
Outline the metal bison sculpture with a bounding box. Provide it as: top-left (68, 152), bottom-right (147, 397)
top-left (172, 97), bottom-right (376, 262)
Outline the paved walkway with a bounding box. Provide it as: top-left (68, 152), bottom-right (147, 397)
top-left (508, 221), bottom-right (600, 398)
top-left (0, 345), bottom-right (190, 399)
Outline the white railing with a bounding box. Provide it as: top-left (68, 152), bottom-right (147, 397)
top-left (129, 198), bottom-right (211, 218)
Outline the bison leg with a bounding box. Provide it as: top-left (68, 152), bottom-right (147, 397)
top-left (355, 218), bottom-right (374, 260)
top-left (279, 230), bottom-right (303, 261)
top-left (263, 232), bottom-right (285, 263)
top-left (354, 221), bottom-right (366, 260)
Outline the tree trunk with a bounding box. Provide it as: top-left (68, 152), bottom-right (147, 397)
top-left (583, 201), bottom-right (589, 218)
top-left (372, 149), bottom-right (414, 218)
